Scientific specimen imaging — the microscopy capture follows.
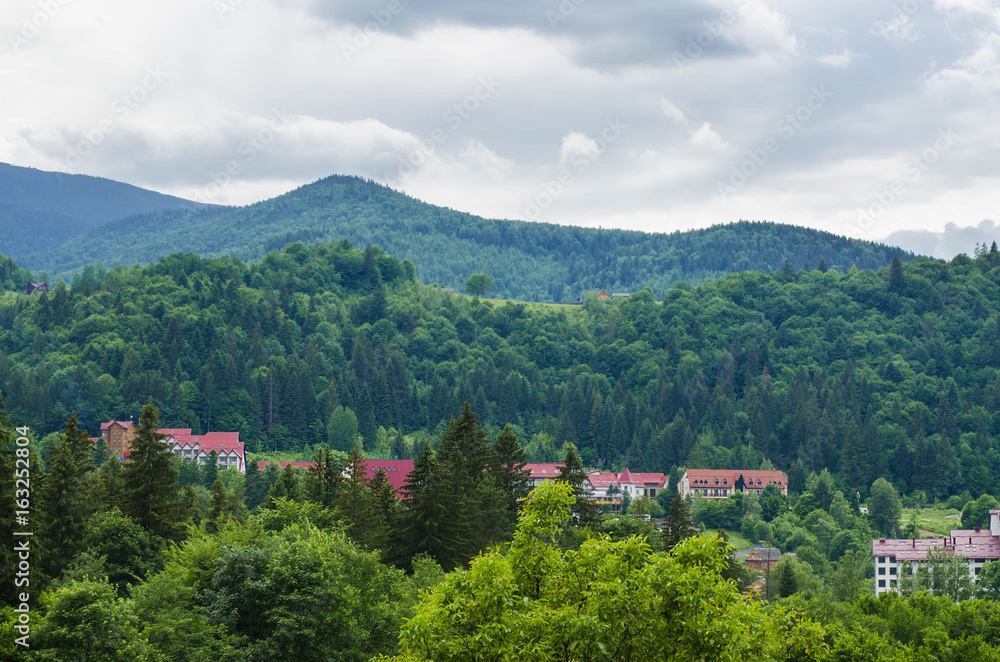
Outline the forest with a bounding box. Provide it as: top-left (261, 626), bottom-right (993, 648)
top-left (14, 173), bottom-right (915, 300)
top-left (3, 237), bottom-right (1000, 656)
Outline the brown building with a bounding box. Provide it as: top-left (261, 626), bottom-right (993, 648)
top-left (101, 420), bottom-right (136, 459)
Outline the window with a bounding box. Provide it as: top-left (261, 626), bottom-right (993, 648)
top-left (878, 580), bottom-right (886, 588)
top-left (878, 567), bottom-right (885, 575)
top-left (889, 567), bottom-right (896, 575)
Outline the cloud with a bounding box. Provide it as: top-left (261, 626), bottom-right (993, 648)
top-left (689, 122), bottom-right (733, 153)
top-left (818, 49), bottom-right (859, 67)
top-left (660, 98), bottom-right (688, 123)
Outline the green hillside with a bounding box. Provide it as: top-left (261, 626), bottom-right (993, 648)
top-left (2, 242), bottom-right (1000, 506)
top-left (21, 174), bottom-right (917, 301)
top-left (0, 162), bottom-right (214, 259)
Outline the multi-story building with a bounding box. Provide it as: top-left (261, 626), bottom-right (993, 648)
top-left (678, 469), bottom-right (788, 499)
top-left (872, 509), bottom-right (1000, 595)
top-left (100, 420), bottom-right (136, 459)
top-left (101, 420), bottom-right (246, 472)
top-left (161, 429), bottom-right (246, 472)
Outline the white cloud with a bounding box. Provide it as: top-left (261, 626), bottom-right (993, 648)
top-left (688, 122), bottom-right (733, 153)
top-left (818, 49), bottom-right (859, 67)
top-left (660, 98), bottom-right (687, 122)
top-left (0, 0), bottom-right (998, 246)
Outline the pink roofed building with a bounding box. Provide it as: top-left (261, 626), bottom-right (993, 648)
top-left (678, 469), bottom-right (788, 499)
top-left (524, 463), bottom-right (564, 486)
top-left (257, 458), bottom-right (415, 496)
top-left (101, 420), bottom-right (247, 472)
top-left (160, 429), bottom-right (246, 472)
top-left (872, 509), bottom-right (1000, 595)
top-left (587, 469), bottom-right (668, 512)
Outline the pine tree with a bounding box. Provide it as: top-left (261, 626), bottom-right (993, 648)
top-left (556, 443), bottom-right (598, 525)
top-left (395, 443), bottom-right (461, 569)
top-left (889, 254), bottom-right (905, 293)
top-left (243, 458), bottom-right (270, 511)
top-left (0, 389), bottom-right (19, 604)
top-left (266, 462), bottom-right (300, 504)
top-left (303, 444), bottom-right (342, 508)
top-left (336, 442), bottom-right (382, 549)
top-left (489, 424), bottom-right (531, 521)
top-left (661, 491), bottom-right (695, 551)
top-left (436, 402), bottom-right (493, 561)
top-left (39, 413), bottom-right (95, 578)
top-left (205, 478), bottom-right (231, 534)
top-left (122, 399), bottom-right (182, 541)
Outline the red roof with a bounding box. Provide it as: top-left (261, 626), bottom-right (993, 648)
top-left (100, 421), bottom-right (133, 430)
top-left (587, 469), bottom-right (667, 489)
top-left (524, 463), bottom-right (563, 479)
top-left (361, 458), bottom-right (414, 493)
top-left (873, 535), bottom-right (1000, 561)
top-left (257, 458), bottom-right (416, 495)
top-left (685, 469), bottom-right (787, 488)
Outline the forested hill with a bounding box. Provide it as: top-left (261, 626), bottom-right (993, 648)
top-left (3, 244), bottom-right (1000, 505)
top-left (0, 162), bottom-right (213, 257)
top-left (20, 173), bottom-right (916, 301)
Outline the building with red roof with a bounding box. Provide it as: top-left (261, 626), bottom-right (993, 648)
top-left (100, 420), bottom-right (135, 459)
top-left (101, 420), bottom-right (246, 472)
top-left (586, 469), bottom-right (668, 512)
top-left (678, 469), bottom-right (788, 499)
top-left (163, 429), bottom-right (245, 472)
top-left (257, 458), bottom-right (415, 496)
top-left (524, 463), bottom-right (564, 486)
top-left (872, 509), bottom-right (1000, 595)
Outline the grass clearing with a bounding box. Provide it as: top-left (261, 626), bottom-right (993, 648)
top-left (898, 507), bottom-right (962, 537)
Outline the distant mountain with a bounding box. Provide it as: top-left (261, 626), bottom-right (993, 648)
top-left (21, 173), bottom-right (920, 301)
top-left (882, 220), bottom-right (1000, 260)
top-left (0, 162), bottom-right (213, 259)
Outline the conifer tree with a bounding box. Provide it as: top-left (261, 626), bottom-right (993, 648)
top-left (489, 424), bottom-right (531, 520)
top-left (122, 399), bottom-right (182, 541)
top-left (303, 444), bottom-right (343, 508)
top-left (396, 443), bottom-right (461, 569)
top-left (266, 462), bottom-right (300, 504)
top-left (336, 442), bottom-right (382, 549)
top-left (662, 491), bottom-right (695, 551)
top-left (0, 389), bottom-right (18, 604)
top-left (435, 402), bottom-right (493, 559)
top-left (556, 443), bottom-right (598, 525)
top-left (888, 254), bottom-right (905, 293)
top-left (39, 413), bottom-right (95, 578)
top-left (205, 478), bottom-right (231, 534)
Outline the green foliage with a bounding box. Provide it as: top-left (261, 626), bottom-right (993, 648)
top-left (31, 578), bottom-right (152, 660)
top-left (122, 400), bottom-right (183, 541)
top-left (961, 493), bottom-right (1000, 529)
top-left (868, 478), bottom-right (902, 537)
top-left (21, 173), bottom-right (916, 301)
top-left (463, 273), bottom-right (493, 297)
top-left (392, 481), bottom-right (828, 661)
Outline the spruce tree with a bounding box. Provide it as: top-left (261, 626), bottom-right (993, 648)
top-left (662, 491), bottom-right (695, 551)
top-left (395, 443), bottom-right (461, 569)
top-left (0, 389), bottom-right (18, 604)
top-left (39, 413), bottom-right (95, 579)
top-left (888, 254), bottom-right (905, 293)
top-left (303, 444), bottom-right (343, 508)
top-left (336, 442), bottom-right (382, 549)
top-left (436, 403), bottom-right (492, 561)
top-left (266, 462), bottom-right (300, 504)
top-left (205, 478), bottom-right (231, 534)
top-left (489, 424), bottom-right (531, 521)
top-left (556, 443), bottom-right (598, 525)
top-left (122, 399), bottom-right (182, 541)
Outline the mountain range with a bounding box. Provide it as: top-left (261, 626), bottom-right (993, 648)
top-left (0, 162), bottom-right (931, 301)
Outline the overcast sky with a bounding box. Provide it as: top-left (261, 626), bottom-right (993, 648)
top-left (2, 0), bottom-right (998, 252)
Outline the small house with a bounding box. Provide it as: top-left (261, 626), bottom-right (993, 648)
top-left (24, 282), bottom-right (48, 295)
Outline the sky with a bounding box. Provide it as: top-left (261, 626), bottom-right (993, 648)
top-left (2, 0), bottom-right (998, 254)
